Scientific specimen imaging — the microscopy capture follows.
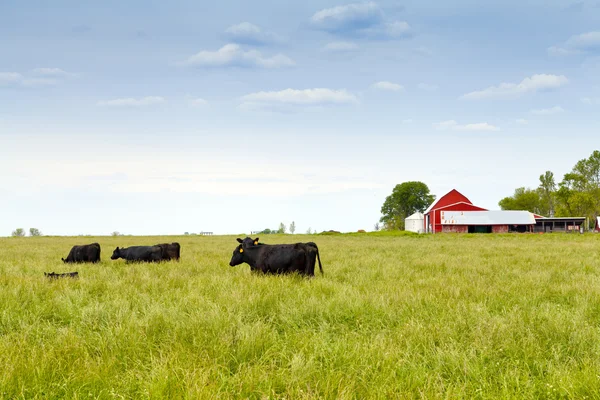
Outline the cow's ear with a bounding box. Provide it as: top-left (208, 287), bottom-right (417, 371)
top-left (253, 237), bottom-right (259, 245)
top-left (236, 238), bottom-right (243, 243)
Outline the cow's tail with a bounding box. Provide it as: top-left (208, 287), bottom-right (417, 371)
top-left (315, 245), bottom-right (323, 275)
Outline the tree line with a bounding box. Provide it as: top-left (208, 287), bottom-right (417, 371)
top-left (499, 150), bottom-right (600, 228)
top-left (12, 228), bottom-right (42, 237)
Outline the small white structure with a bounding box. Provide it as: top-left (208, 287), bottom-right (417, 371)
top-left (405, 212), bottom-right (424, 233)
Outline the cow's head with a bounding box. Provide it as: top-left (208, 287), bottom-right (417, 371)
top-left (237, 237), bottom-right (259, 248)
top-left (229, 243), bottom-right (246, 267)
top-left (111, 247), bottom-right (121, 260)
top-left (61, 257), bottom-right (66, 263)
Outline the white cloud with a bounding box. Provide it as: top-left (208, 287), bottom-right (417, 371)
top-left (322, 41), bottom-right (359, 52)
top-left (32, 68), bottom-right (72, 77)
top-left (582, 97), bottom-right (600, 105)
top-left (241, 88), bottom-right (358, 105)
top-left (548, 31), bottom-right (600, 56)
top-left (97, 96), bottom-right (165, 107)
top-left (516, 118), bottom-right (528, 125)
top-left (371, 81), bottom-right (404, 91)
top-left (530, 106), bottom-right (564, 115)
top-left (433, 120), bottom-right (500, 131)
top-left (0, 72), bottom-right (23, 85)
top-left (21, 78), bottom-right (58, 87)
top-left (224, 22), bottom-right (284, 45)
top-left (189, 98), bottom-right (209, 107)
top-left (239, 88), bottom-right (358, 111)
top-left (311, 2), bottom-right (382, 27)
top-left (383, 21), bottom-right (411, 38)
top-left (460, 74), bottom-right (569, 100)
top-left (180, 44), bottom-right (295, 69)
top-left (418, 83), bottom-right (438, 91)
top-left (310, 2), bottom-right (411, 39)
top-left (1, 69), bottom-right (73, 87)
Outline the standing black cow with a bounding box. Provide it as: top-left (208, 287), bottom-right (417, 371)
top-left (240, 237), bottom-right (323, 276)
top-left (62, 243), bottom-right (101, 263)
top-left (111, 246), bottom-right (163, 262)
top-left (229, 237), bottom-right (323, 276)
top-left (155, 242), bottom-right (181, 261)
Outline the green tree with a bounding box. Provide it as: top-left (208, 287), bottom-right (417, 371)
top-left (537, 171), bottom-right (556, 217)
top-left (278, 222), bottom-right (287, 234)
top-left (555, 150), bottom-right (600, 226)
top-left (380, 181), bottom-right (435, 230)
top-left (306, 227), bottom-right (312, 234)
top-left (289, 221), bottom-right (296, 234)
top-left (29, 228), bottom-right (42, 237)
top-left (12, 228), bottom-right (25, 237)
top-left (498, 187), bottom-right (542, 214)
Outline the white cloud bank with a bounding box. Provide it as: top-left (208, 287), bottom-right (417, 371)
top-left (180, 44), bottom-right (295, 69)
top-left (97, 96), bottom-right (165, 107)
top-left (224, 22), bottom-right (284, 45)
top-left (433, 120), bottom-right (500, 131)
top-left (530, 106), bottom-right (564, 115)
top-left (460, 74), bottom-right (569, 100)
top-left (548, 31), bottom-right (600, 56)
top-left (371, 81), bottom-right (404, 91)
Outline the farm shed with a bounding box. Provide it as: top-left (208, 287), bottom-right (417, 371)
top-left (440, 210), bottom-right (536, 233)
top-left (534, 216), bottom-right (587, 233)
top-left (423, 189), bottom-right (487, 233)
top-left (405, 212), bottom-right (424, 233)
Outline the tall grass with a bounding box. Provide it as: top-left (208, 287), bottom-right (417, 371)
top-left (1, 233), bottom-right (599, 398)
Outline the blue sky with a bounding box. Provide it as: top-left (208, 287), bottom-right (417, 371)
top-left (1, 0), bottom-right (599, 236)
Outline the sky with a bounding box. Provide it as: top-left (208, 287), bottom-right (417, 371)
top-left (1, 0), bottom-right (599, 236)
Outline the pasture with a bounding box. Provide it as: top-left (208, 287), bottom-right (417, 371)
top-left (1, 232), bottom-right (600, 399)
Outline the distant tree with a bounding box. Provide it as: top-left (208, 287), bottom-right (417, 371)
top-left (498, 187), bottom-right (542, 214)
top-left (290, 221), bottom-right (296, 234)
top-left (11, 228), bottom-right (25, 237)
top-left (306, 227), bottom-right (312, 234)
top-left (29, 228), bottom-right (42, 237)
top-left (111, 231), bottom-right (121, 237)
top-left (374, 222), bottom-right (380, 231)
top-left (380, 181), bottom-right (435, 230)
top-left (259, 228), bottom-right (273, 234)
top-left (538, 171), bottom-right (557, 217)
top-left (184, 232), bottom-right (189, 235)
top-left (278, 222), bottom-right (287, 234)
top-left (556, 150), bottom-right (600, 226)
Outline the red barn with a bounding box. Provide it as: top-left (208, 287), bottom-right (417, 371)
top-left (423, 189), bottom-right (487, 233)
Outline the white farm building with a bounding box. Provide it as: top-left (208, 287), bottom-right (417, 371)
top-left (405, 212), bottom-right (424, 233)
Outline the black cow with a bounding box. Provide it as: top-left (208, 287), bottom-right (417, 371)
top-left (229, 237), bottom-right (323, 276)
top-left (45, 271), bottom-right (79, 279)
top-left (111, 246), bottom-right (163, 262)
top-left (155, 242), bottom-right (181, 261)
top-left (62, 243), bottom-right (101, 263)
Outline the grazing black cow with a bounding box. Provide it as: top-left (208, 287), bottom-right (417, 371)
top-left (45, 271), bottom-right (79, 279)
top-left (155, 242), bottom-right (181, 261)
top-left (229, 237), bottom-right (324, 276)
top-left (62, 243), bottom-right (101, 263)
top-left (111, 246), bottom-right (163, 262)
top-left (240, 237), bottom-right (323, 276)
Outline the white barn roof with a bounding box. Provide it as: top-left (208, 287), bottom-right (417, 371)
top-left (440, 210), bottom-right (536, 225)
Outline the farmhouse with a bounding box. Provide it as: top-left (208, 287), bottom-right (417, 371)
top-left (423, 189), bottom-right (587, 234)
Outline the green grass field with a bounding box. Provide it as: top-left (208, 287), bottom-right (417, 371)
top-left (1, 232), bottom-right (600, 399)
